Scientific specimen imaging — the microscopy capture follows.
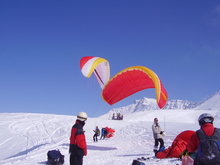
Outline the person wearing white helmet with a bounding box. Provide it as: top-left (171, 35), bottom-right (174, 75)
top-left (69, 112), bottom-right (88, 165)
top-left (186, 113), bottom-right (220, 165)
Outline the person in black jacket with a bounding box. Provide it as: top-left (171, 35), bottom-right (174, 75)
top-left (69, 112), bottom-right (88, 165)
top-left (93, 126), bottom-right (100, 142)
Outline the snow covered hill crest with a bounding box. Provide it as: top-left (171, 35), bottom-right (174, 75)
top-left (195, 90), bottom-right (220, 110)
top-left (107, 90), bottom-right (220, 115)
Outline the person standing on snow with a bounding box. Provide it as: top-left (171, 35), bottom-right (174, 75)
top-left (186, 113), bottom-right (220, 165)
top-left (69, 112), bottom-right (88, 165)
top-left (152, 118), bottom-right (165, 152)
top-left (93, 126), bottom-right (100, 142)
top-left (100, 127), bottom-right (106, 140)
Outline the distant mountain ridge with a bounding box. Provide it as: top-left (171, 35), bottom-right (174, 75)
top-left (109, 90), bottom-right (220, 115)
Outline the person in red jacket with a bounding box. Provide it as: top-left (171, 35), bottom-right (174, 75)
top-left (186, 113), bottom-right (217, 165)
top-left (69, 112), bottom-right (88, 165)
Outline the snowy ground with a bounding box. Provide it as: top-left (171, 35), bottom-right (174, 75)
top-left (1, 109), bottom-right (220, 165)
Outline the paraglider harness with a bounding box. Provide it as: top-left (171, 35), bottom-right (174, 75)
top-left (47, 149), bottom-right (64, 165)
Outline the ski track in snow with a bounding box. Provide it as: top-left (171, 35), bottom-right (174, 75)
top-left (1, 110), bottom-right (219, 165)
top-left (0, 113), bottom-right (72, 165)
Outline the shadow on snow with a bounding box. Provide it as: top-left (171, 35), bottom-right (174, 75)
top-left (116, 153), bottom-right (150, 157)
top-left (87, 145), bottom-right (117, 151)
top-left (5, 143), bottom-right (49, 160)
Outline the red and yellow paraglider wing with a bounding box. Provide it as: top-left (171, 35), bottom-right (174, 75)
top-left (101, 66), bottom-right (168, 108)
top-left (159, 82), bottom-right (168, 108)
top-left (80, 56), bottom-right (110, 89)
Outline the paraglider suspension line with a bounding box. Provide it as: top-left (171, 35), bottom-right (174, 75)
top-left (94, 69), bottom-right (104, 85)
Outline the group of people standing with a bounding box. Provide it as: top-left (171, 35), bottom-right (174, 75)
top-left (69, 111), bottom-right (220, 165)
top-left (112, 113), bottom-right (123, 120)
top-left (93, 126), bottom-right (107, 142)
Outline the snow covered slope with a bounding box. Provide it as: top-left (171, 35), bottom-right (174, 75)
top-left (1, 109), bottom-right (220, 165)
top-left (1, 91), bottom-right (220, 165)
top-left (195, 90), bottom-right (220, 110)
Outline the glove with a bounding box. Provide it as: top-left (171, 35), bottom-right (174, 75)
top-left (84, 149), bottom-right (87, 156)
top-left (182, 149), bottom-right (189, 156)
top-left (179, 149), bottom-right (190, 159)
top-left (160, 131), bottom-right (164, 134)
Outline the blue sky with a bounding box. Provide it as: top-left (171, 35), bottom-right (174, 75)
top-left (0, 0), bottom-right (220, 117)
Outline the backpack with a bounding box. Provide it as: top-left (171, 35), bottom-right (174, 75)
top-left (97, 129), bottom-right (100, 136)
top-left (47, 149), bottom-right (64, 165)
top-left (131, 159), bottom-right (145, 165)
top-left (196, 128), bottom-right (220, 164)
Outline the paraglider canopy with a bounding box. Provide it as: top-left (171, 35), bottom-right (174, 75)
top-left (80, 56), bottom-right (110, 89)
top-left (104, 127), bottom-right (115, 138)
top-left (101, 66), bottom-right (168, 109)
top-left (155, 130), bottom-right (195, 159)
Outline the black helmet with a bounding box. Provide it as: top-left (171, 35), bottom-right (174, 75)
top-left (198, 113), bottom-right (214, 126)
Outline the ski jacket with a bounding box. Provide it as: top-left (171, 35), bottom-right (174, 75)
top-left (101, 128), bottom-right (105, 135)
top-left (93, 127), bottom-right (100, 136)
top-left (187, 123), bottom-right (215, 153)
top-left (69, 120), bottom-right (87, 156)
top-left (152, 122), bottom-right (163, 139)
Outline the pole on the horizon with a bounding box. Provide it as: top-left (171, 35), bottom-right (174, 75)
top-left (164, 116), bottom-right (166, 131)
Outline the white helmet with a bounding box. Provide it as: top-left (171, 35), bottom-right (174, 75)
top-left (198, 113), bottom-right (214, 126)
top-left (77, 112), bottom-right (88, 121)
